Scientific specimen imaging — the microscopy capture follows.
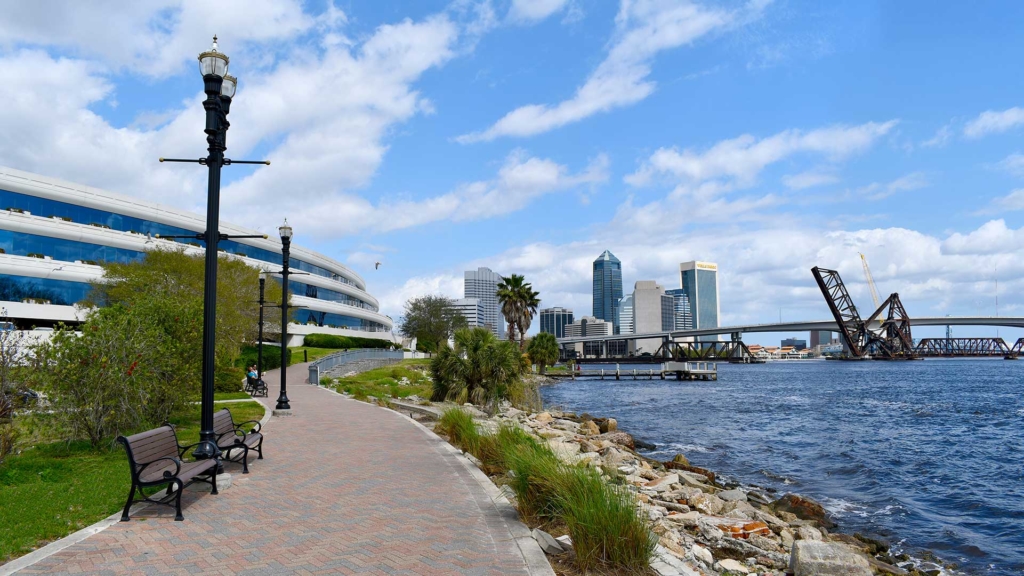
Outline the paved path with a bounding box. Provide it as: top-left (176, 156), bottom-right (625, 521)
top-left (19, 363), bottom-right (540, 575)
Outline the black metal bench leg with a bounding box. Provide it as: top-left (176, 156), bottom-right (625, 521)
top-left (211, 466), bottom-right (219, 495)
top-left (173, 480), bottom-right (184, 521)
top-left (240, 447), bottom-right (250, 474)
top-left (121, 484), bottom-right (136, 522)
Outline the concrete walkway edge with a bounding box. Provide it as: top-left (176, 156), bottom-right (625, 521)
top-left (311, 385), bottom-right (556, 576)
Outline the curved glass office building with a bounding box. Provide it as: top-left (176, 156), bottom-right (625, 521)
top-left (0, 167), bottom-right (393, 337)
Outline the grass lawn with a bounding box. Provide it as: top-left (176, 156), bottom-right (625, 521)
top-left (287, 346), bottom-right (342, 365)
top-left (328, 359), bottom-right (432, 400)
top-left (213, 391), bottom-right (253, 401)
top-left (0, 401), bottom-right (265, 563)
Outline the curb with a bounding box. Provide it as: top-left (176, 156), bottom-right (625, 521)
top-left (312, 385), bottom-right (556, 576)
top-left (0, 401), bottom-right (276, 576)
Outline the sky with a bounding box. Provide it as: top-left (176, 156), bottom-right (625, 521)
top-left (2, 0), bottom-right (1024, 343)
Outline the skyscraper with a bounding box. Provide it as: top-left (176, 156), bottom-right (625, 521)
top-left (810, 330), bottom-right (833, 348)
top-left (464, 267), bottom-right (505, 338)
top-left (632, 281), bottom-right (670, 334)
top-left (616, 294), bottom-right (634, 335)
top-left (593, 250), bottom-right (623, 332)
top-left (453, 298), bottom-right (485, 330)
top-left (679, 261), bottom-right (720, 330)
top-left (539, 307), bottom-right (574, 339)
top-left (665, 289), bottom-right (694, 331)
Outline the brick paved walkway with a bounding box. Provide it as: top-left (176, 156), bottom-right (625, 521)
top-left (19, 363), bottom-right (537, 575)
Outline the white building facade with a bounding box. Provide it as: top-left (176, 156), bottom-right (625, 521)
top-left (464, 267), bottom-right (505, 339)
top-left (0, 167), bottom-right (393, 340)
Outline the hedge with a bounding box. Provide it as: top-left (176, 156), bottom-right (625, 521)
top-left (237, 345), bottom-right (292, 372)
top-left (302, 333), bottom-right (397, 350)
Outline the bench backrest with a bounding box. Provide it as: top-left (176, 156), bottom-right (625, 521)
top-left (212, 408), bottom-right (236, 440)
top-left (117, 426), bottom-right (179, 471)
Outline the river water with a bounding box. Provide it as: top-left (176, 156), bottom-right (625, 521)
top-left (539, 359), bottom-right (1024, 575)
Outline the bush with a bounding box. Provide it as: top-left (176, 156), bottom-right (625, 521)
top-left (214, 365), bottom-right (245, 393)
top-left (434, 408), bottom-right (481, 454)
top-left (237, 345), bottom-right (291, 372)
top-left (302, 333), bottom-right (396, 350)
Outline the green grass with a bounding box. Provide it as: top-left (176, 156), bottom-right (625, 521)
top-left (213, 392), bottom-right (253, 401)
top-left (0, 401), bottom-right (266, 562)
top-left (329, 360), bottom-right (431, 400)
top-left (287, 347), bottom-right (342, 365)
top-left (435, 407), bottom-right (656, 572)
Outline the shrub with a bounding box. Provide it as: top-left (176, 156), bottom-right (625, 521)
top-left (302, 333), bottom-right (396, 350)
top-left (214, 365), bottom-right (244, 393)
top-left (430, 327), bottom-right (524, 410)
top-left (237, 345), bottom-right (291, 372)
top-left (434, 408), bottom-right (481, 454)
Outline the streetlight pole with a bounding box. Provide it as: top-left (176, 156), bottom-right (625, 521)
top-left (258, 275), bottom-right (266, 378)
top-left (276, 220), bottom-right (293, 410)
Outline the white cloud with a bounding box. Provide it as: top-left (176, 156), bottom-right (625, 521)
top-left (458, 0), bottom-right (769, 142)
top-left (507, 0), bottom-right (571, 23)
top-left (942, 219), bottom-right (1024, 255)
top-left (922, 122), bottom-right (953, 148)
top-left (230, 150), bottom-right (608, 239)
top-left (857, 172), bottom-right (929, 200)
top-left (996, 153), bottom-right (1024, 177)
top-left (782, 170), bottom-right (839, 190)
top-left (989, 189), bottom-right (1024, 212)
top-left (376, 273), bottom-right (464, 320)
top-left (0, 0), bottom-right (314, 77)
top-left (964, 107), bottom-right (1024, 139)
top-left (626, 121), bottom-right (896, 188)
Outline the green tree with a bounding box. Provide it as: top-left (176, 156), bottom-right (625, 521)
top-left (430, 327), bottom-right (524, 412)
top-left (526, 332), bottom-right (559, 374)
top-left (0, 319), bottom-right (27, 464)
top-left (496, 274), bottom-right (540, 350)
top-left (399, 295), bottom-right (467, 353)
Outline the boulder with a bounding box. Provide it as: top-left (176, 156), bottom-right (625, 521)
top-left (580, 420), bottom-right (600, 436)
top-left (691, 544), bottom-right (714, 566)
top-left (671, 453), bottom-right (690, 466)
top-left (797, 525), bottom-right (822, 542)
top-left (645, 473), bottom-right (679, 491)
top-left (552, 419), bottom-right (579, 432)
top-left (634, 438), bottom-right (657, 450)
top-left (535, 411), bottom-right (553, 423)
top-left (788, 541), bottom-right (871, 576)
top-left (715, 558), bottom-right (750, 574)
top-left (601, 417), bottom-right (617, 433)
top-left (772, 494), bottom-right (835, 528)
top-left (780, 528), bottom-right (795, 550)
top-left (718, 488), bottom-right (748, 502)
top-left (547, 440), bottom-right (581, 461)
top-left (666, 511), bottom-right (701, 527)
top-left (598, 431), bottom-right (636, 449)
top-left (532, 528), bottom-right (567, 555)
top-left (689, 491), bottom-right (725, 515)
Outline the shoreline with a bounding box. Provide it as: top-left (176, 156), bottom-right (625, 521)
top-left (525, 379), bottom-right (964, 576)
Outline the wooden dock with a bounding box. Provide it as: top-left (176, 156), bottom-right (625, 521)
top-left (549, 361), bottom-right (717, 381)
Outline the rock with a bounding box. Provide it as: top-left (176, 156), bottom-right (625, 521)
top-left (580, 420), bottom-right (600, 436)
top-left (555, 534), bottom-right (572, 550)
top-left (718, 488), bottom-right (748, 502)
top-left (535, 411), bottom-right (553, 423)
top-left (666, 511), bottom-right (701, 527)
top-left (597, 431), bottom-right (635, 449)
top-left (689, 491), bottom-right (725, 515)
top-left (780, 528), bottom-right (795, 550)
top-left (651, 499), bottom-right (690, 513)
top-left (678, 472), bottom-right (714, 491)
top-left (698, 522), bottom-right (725, 542)
top-left (691, 544), bottom-right (714, 566)
top-left (715, 558), bottom-right (750, 574)
top-left (552, 419), bottom-right (579, 432)
top-left (532, 528), bottom-right (567, 555)
top-left (829, 533), bottom-right (871, 553)
top-left (797, 525), bottom-right (822, 541)
top-left (788, 541), bottom-right (871, 576)
top-left (547, 440), bottom-right (581, 461)
top-left (672, 453), bottom-right (690, 466)
top-left (601, 417), bottom-right (617, 433)
top-left (772, 493), bottom-right (835, 528)
top-left (749, 534), bottom-right (783, 553)
top-left (601, 446), bottom-right (632, 468)
top-left (634, 438), bottom-right (657, 450)
top-left (645, 473), bottom-right (679, 491)
top-left (853, 532), bottom-right (890, 554)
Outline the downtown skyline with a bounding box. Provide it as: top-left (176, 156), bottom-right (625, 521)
top-left (0, 1), bottom-right (1022, 341)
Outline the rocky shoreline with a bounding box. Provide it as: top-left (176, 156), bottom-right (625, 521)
top-left (444, 400), bottom-right (958, 576)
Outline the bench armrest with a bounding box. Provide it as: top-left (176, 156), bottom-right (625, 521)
top-left (136, 456), bottom-right (181, 479)
top-left (234, 420), bottom-right (262, 434)
top-left (177, 440), bottom-right (218, 459)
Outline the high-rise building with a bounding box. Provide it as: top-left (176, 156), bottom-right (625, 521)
top-left (616, 294), bottom-right (634, 335)
top-left (464, 267), bottom-right (504, 338)
top-left (810, 330), bottom-right (833, 348)
top-left (679, 261), bottom-right (720, 330)
top-left (665, 289), bottom-right (694, 331)
top-left (563, 316), bottom-right (613, 338)
top-left (539, 307), bottom-right (574, 339)
top-left (632, 281), bottom-right (671, 334)
top-left (592, 250), bottom-right (622, 332)
top-left (782, 338), bottom-right (807, 349)
top-left (453, 298), bottom-right (485, 329)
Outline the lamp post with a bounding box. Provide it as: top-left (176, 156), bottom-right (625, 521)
top-left (276, 219), bottom-right (293, 410)
top-left (258, 274), bottom-right (266, 379)
top-left (194, 38), bottom-right (234, 460)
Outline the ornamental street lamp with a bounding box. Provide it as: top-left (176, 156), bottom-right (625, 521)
top-left (257, 274), bottom-right (266, 379)
top-left (276, 219), bottom-right (293, 410)
top-left (159, 37), bottom-right (269, 461)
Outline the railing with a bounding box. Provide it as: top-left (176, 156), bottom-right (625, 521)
top-left (307, 348), bottom-right (404, 385)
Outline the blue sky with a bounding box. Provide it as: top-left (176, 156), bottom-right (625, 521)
top-left (2, 0), bottom-right (1024, 342)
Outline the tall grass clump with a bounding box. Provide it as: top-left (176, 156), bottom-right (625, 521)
top-left (555, 466), bottom-right (657, 571)
top-left (435, 408), bottom-right (481, 454)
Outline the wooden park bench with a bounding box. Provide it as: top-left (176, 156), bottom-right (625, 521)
top-left (116, 426), bottom-right (218, 522)
top-left (213, 408), bottom-right (264, 474)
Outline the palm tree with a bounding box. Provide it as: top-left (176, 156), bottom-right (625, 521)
top-left (516, 285), bottom-right (540, 350)
top-left (497, 274), bottom-right (527, 344)
top-left (526, 332), bottom-right (559, 374)
top-left (430, 327), bottom-right (523, 413)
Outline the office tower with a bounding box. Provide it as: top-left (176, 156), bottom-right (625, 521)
top-left (810, 330), bottom-right (833, 348)
top-left (665, 288), bottom-right (694, 331)
top-left (563, 316), bottom-right (613, 337)
top-left (632, 281), bottom-right (671, 334)
top-left (782, 338), bottom-right (807, 349)
top-left (453, 298), bottom-right (484, 329)
top-left (616, 294), bottom-right (634, 335)
top-left (464, 267), bottom-right (504, 338)
top-left (679, 261), bottom-right (720, 330)
top-left (592, 250), bottom-right (623, 332)
top-left (539, 307), bottom-right (574, 339)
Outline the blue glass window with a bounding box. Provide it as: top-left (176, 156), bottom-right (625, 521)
top-left (0, 229), bottom-right (145, 265)
top-left (293, 308), bottom-right (388, 332)
top-left (0, 274), bottom-right (91, 305)
top-left (286, 279), bottom-right (377, 311)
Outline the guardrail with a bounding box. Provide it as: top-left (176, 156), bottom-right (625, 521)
top-left (308, 349), bottom-right (405, 385)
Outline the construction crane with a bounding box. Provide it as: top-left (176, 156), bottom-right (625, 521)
top-left (859, 253), bottom-right (881, 310)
